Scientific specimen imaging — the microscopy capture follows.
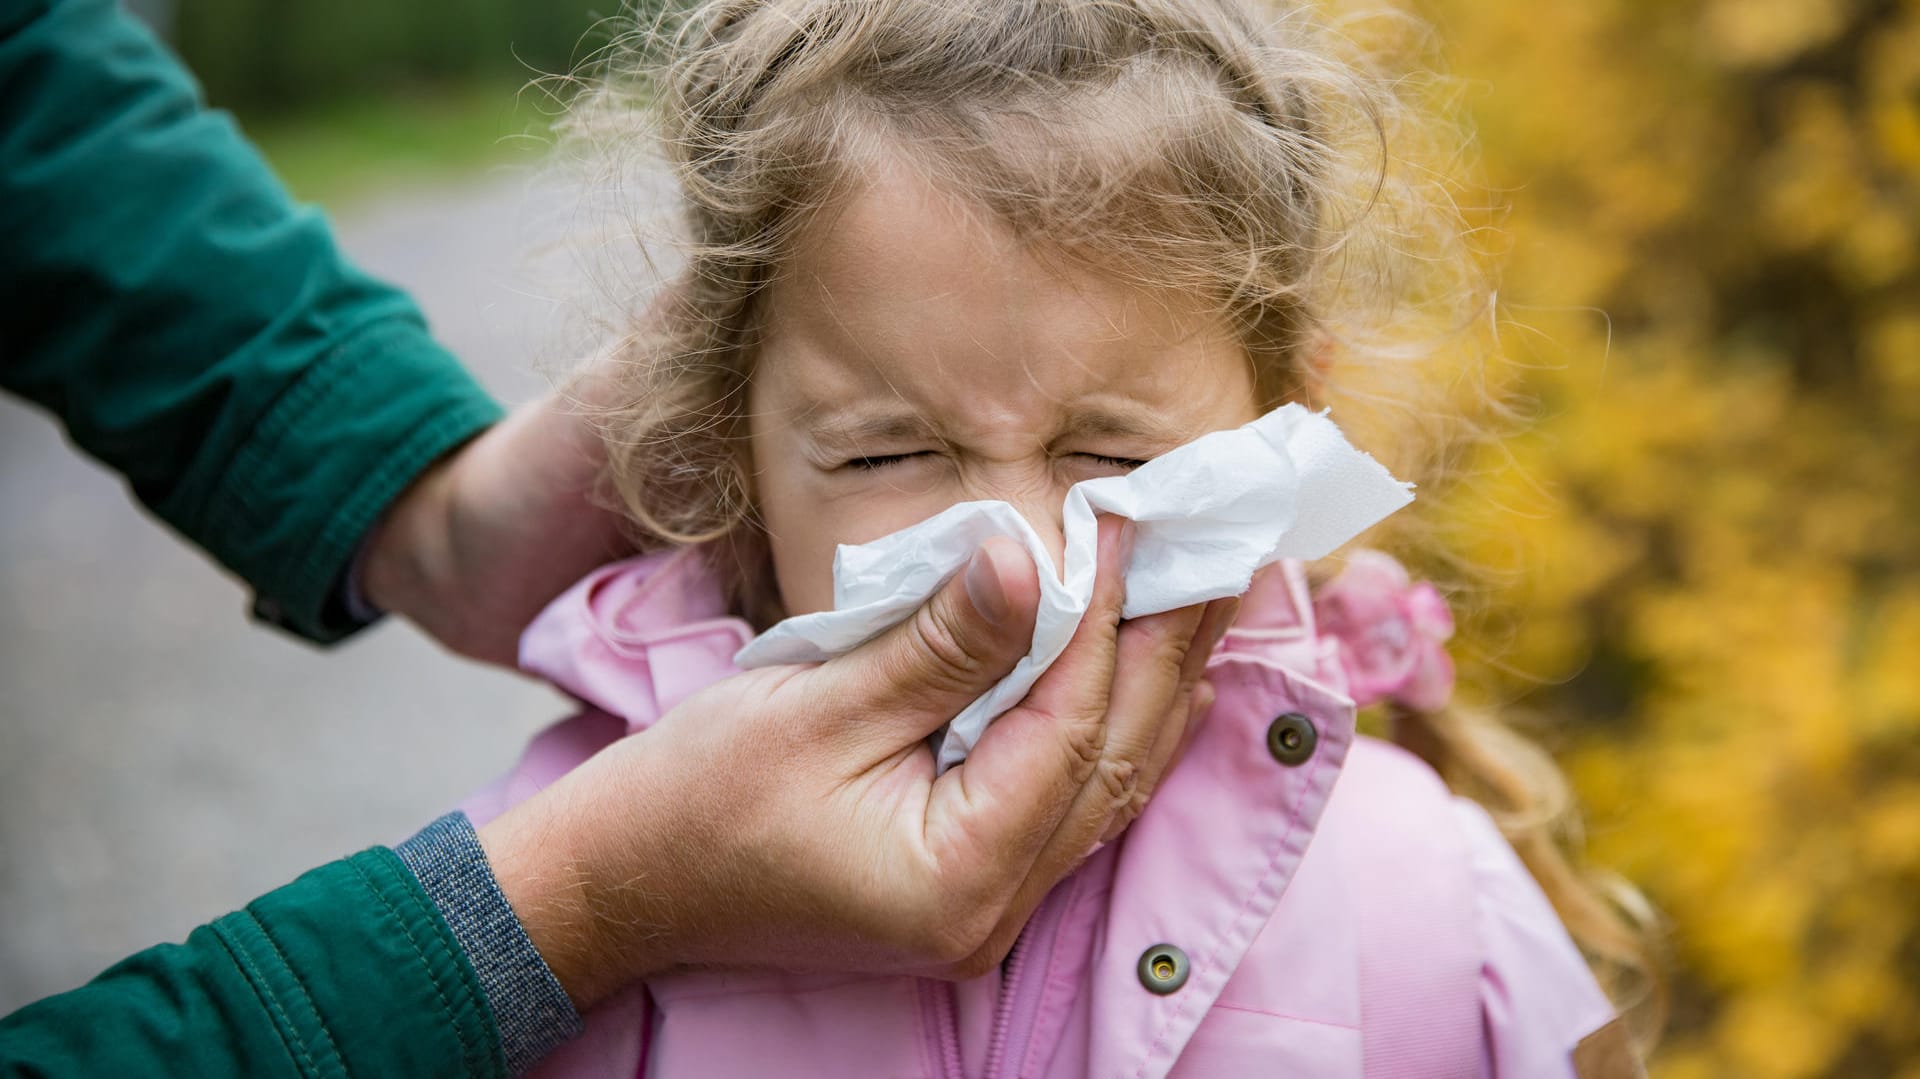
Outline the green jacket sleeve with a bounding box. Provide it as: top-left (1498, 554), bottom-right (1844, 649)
top-left (0, 0), bottom-right (506, 642)
top-left (0, 847), bottom-right (508, 1079)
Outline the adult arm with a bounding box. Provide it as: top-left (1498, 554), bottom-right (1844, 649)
top-left (0, 0), bottom-right (503, 643)
top-left (0, 840), bottom-right (512, 1079)
top-left (2, 526), bottom-right (1226, 1075)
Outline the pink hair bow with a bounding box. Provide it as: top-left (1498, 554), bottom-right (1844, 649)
top-left (1311, 549), bottom-right (1456, 712)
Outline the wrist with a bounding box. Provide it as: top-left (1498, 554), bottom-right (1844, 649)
top-left (361, 454), bottom-right (457, 624)
top-left (476, 743), bottom-right (690, 1009)
top-left (394, 814), bottom-right (583, 1071)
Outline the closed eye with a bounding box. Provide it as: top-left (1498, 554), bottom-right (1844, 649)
top-left (844, 451), bottom-right (1150, 471)
top-left (1077, 453), bottom-right (1150, 470)
top-left (845, 451), bottom-right (935, 470)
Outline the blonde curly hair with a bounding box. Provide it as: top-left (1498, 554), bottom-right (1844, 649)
top-left (556, 0), bottom-right (1663, 1047)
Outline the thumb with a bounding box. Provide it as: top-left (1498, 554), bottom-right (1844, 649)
top-left (818, 536), bottom-right (1040, 741)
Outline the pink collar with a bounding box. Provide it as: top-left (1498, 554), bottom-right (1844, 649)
top-left (518, 550), bottom-right (1358, 730)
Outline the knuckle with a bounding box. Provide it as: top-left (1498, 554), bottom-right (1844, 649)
top-left (905, 598), bottom-right (988, 696)
top-left (1157, 636), bottom-right (1196, 685)
top-left (1094, 756), bottom-right (1140, 807)
top-left (1114, 786), bottom-right (1151, 830)
top-left (1155, 613), bottom-right (1203, 662)
top-left (1059, 712), bottom-right (1107, 780)
top-left (1121, 612), bottom-right (1196, 670)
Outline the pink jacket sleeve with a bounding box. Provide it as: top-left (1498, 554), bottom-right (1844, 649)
top-left (1451, 799), bottom-right (1623, 1078)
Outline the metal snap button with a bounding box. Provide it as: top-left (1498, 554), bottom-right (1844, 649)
top-left (1137, 943), bottom-right (1190, 994)
top-left (1266, 713), bottom-right (1317, 766)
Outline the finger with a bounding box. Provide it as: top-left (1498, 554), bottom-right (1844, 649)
top-left (1103, 603), bottom-right (1208, 786)
top-left (817, 535), bottom-right (1040, 741)
top-left (1183, 596), bottom-right (1239, 687)
top-left (963, 681), bottom-right (1216, 971)
top-left (918, 518), bottom-right (1132, 906)
top-left (1005, 586), bottom-right (1227, 907)
top-left (1057, 588), bottom-right (1228, 847)
top-left (1109, 596), bottom-right (1237, 840)
top-left (1174, 677), bottom-right (1214, 762)
top-left (1164, 596), bottom-right (1238, 754)
top-left (1166, 594), bottom-right (1237, 766)
top-left (1133, 594), bottom-right (1237, 792)
top-left (1011, 515), bottom-right (1134, 721)
top-left (970, 658), bottom-right (1218, 971)
top-left (1062, 599), bottom-right (1206, 843)
top-left (922, 519), bottom-right (1142, 967)
top-left (1105, 675), bottom-right (1215, 844)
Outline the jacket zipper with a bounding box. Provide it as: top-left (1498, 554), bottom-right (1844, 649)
top-left (925, 976), bottom-right (965, 1079)
top-left (980, 930), bottom-right (1033, 1079)
top-left (982, 880), bottom-right (1075, 1079)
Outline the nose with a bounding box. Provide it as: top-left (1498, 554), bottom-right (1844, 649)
top-left (1020, 500), bottom-right (1070, 580)
top-left (962, 469), bottom-right (1073, 579)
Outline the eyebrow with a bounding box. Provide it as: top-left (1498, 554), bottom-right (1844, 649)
top-left (1051, 404), bottom-right (1187, 445)
top-left (806, 410), bottom-right (941, 453)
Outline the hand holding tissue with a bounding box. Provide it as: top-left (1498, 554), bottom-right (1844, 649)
top-left (735, 403), bottom-right (1414, 770)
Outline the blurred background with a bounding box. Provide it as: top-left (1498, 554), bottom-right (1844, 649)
top-left (0, 0), bottom-right (611, 1020)
top-left (2, 2), bottom-right (1916, 1076)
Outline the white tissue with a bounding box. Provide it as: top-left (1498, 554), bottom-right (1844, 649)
top-left (734, 403), bottom-right (1414, 771)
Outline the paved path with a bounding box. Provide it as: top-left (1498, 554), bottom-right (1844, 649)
top-left (0, 171), bottom-right (611, 1010)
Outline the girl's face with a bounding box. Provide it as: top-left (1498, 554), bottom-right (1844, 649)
top-left (747, 160), bottom-right (1261, 617)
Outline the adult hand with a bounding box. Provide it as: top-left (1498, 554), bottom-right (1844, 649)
top-left (359, 365), bottom-right (630, 666)
top-left (479, 517), bottom-right (1236, 1008)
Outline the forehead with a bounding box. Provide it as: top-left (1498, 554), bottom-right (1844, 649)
top-left (753, 157), bottom-right (1251, 433)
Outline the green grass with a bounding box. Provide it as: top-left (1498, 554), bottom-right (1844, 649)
top-left (246, 79), bottom-right (557, 208)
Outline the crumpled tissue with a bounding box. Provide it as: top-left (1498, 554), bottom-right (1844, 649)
top-left (734, 403), bottom-right (1414, 771)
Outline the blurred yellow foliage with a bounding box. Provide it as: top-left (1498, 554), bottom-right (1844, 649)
top-left (1408, 0), bottom-right (1920, 1072)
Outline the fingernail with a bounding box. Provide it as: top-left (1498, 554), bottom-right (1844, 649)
top-left (1118, 519), bottom-right (1138, 563)
top-left (966, 546), bottom-right (1010, 626)
top-left (1213, 598), bottom-right (1241, 647)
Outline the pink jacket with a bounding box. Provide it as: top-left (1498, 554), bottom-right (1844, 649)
top-left (462, 551), bottom-right (1620, 1078)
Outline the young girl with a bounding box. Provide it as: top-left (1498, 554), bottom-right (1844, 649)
top-left (466, 0), bottom-right (1658, 1074)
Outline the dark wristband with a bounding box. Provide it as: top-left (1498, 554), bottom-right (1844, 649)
top-left (395, 812), bottom-right (584, 1074)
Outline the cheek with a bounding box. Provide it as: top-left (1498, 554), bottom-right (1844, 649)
top-left (760, 464), bottom-right (1092, 617)
top-left (749, 425), bottom-right (961, 617)
top-left (761, 486), bottom-right (961, 617)
top-left (746, 416), bottom-right (829, 618)
top-left (755, 491), bottom-right (834, 618)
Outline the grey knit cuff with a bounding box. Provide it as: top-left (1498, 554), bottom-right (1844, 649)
top-left (395, 812), bottom-right (584, 1075)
